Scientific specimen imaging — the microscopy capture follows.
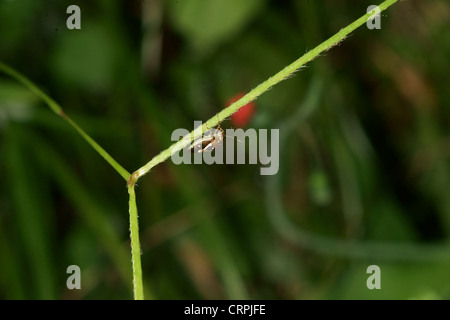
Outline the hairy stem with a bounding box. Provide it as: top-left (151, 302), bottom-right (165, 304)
top-left (131, 0), bottom-right (398, 183)
top-left (128, 184), bottom-right (144, 300)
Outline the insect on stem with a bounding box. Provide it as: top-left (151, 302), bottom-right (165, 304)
top-left (189, 125), bottom-right (224, 153)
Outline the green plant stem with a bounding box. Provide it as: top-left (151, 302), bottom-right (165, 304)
top-left (0, 62), bottom-right (131, 181)
top-left (0, 0), bottom-right (399, 300)
top-left (128, 184), bottom-right (144, 300)
top-left (130, 0), bottom-right (398, 184)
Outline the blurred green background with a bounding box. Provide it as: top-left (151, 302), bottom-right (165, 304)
top-left (1, 0), bottom-right (450, 299)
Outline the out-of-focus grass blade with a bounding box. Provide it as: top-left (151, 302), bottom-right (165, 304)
top-left (4, 125), bottom-right (56, 299)
top-left (0, 222), bottom-right (27, 299)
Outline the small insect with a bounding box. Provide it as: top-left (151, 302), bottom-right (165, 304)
top-left (189, 125), bottom-right (224, 153)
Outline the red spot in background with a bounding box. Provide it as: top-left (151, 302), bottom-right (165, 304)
top-left (226, 93), bottom-right (256, 128)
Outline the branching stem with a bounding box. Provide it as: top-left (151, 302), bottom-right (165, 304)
top-left (0, 0), bottom-right (399, 300)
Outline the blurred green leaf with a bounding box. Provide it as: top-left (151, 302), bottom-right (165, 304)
top-left (50, 23), bottom-right (119, 91)
top-left (0, 81), bottom-right (37, 125)
top-left (367, 199), bottom-right (418, 241)
top-left (308, 170), bottom-right (332, 206)
top-left (0, 0), bottom-right (41, 54)
top-left (167, 0), bottom-right (265, 52)
top-left (4, 125), bottom-right (56, 299)
top-left (0, 222), bottom-right (27, 299)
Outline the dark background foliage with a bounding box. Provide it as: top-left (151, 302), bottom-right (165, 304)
top-left (0, 0), bottom-right (449, 299)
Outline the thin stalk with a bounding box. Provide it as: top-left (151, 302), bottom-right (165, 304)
top-left (128, 184), bottom-right (144, 300)
top-left (0, 62), bottom-right (131, 181)
top-left (130, 0), bottom-right (398, 184)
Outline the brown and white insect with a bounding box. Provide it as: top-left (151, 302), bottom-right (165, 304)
top-left (189, 125), bottom-right (224, 153)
